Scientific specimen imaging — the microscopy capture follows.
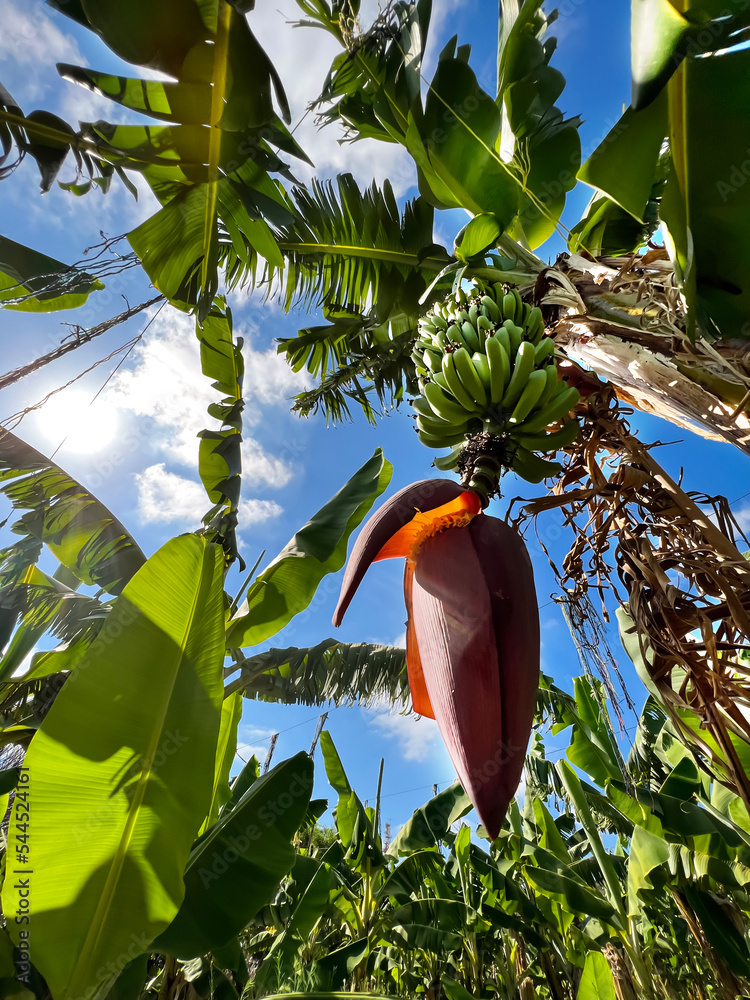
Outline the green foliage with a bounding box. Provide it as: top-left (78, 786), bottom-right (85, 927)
top-left (2, 535), bottom-right (226, 1000)
top-left (229, 639), bottom-right (409, 708)
top-left (579, 1), bottom-right (750, 339)
top-left (0, 428), bottom-right (146, 596)
top-left (275, 175), bottom-right (451, 422)
top-left (0, 235), bottom-right (103, 312)
top-left (153, 752), bottom-right (314, 959)
top-left (226, 449), bottom-right (392, 648)
top-left (195, 302), bottom-right (245, 564)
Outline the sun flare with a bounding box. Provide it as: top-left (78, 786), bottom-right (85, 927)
top-left (36, 388), bottom-right (118, 454)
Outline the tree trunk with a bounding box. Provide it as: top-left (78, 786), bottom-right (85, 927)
top-left (538, 253), bottom-right (750, 455)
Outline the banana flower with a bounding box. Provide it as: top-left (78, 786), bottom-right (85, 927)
top-left (334, 480), bottom-right (540, 839)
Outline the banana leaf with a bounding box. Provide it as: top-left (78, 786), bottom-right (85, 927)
top-left (0, 235), bottom-right (102, 311)
top-left (152, 751), bottom-right (313, 958)
top-left (0, 429), bottom-right (145, 596)
top-left (2, 535), bottom-right (226, 1000)
top-left (225, 449), bottom-right (391, 648)
top-left (228, 639), bottom-right (409, 708)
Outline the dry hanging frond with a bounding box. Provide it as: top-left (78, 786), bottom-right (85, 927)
top-left (519, 386), bottom-right (750, 808)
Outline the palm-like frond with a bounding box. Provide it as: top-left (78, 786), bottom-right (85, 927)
top-left (226, 639), bottom-right (409, 708)
top-left (277, 175), bottom-right (448, 314)
top-left (273, 174), bottom-right (452, 422)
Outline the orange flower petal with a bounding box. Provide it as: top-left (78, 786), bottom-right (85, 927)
top-left (374, 490), bottom-right (482, 562)
top-left (403, 562), bottom-right (435, 720)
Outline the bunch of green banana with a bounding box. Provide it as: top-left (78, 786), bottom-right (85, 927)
top-left (410, 281), bottom-right (580, 483)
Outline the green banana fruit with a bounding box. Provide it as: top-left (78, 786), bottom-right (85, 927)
top-left (485, 334), bottom-right (510, 404)
top-left (423, 348), bottom-right (443, 373)
top-left (422, 380), bottom-right (476, 424)
top-left (416, 413), bottom-right (469, 437)
top-left (495, 327), bottom-right (511, 357)
top-left (512, 447), bottom-right (563, 483)
top-left (442, 352), bottom-right (482, 412)
top-left (481, 295), bottom-right (500, 322)
top-left (510, 369), bottom-right (547, 425)
top-left (417, 427), bottom-right (469, 448)
top-left (461, 320), bottom-right (481, 353)
top-left (411, 395), bottom-right (435, 418)
top-left (453, 347), bottom-right (488, 408)
top-left (472, 352), bottom-right (492, 395)
top-left (504, 320), bottom-right (523, 355)
top-left (537, 363), bottom-right (560, 407)
top-left (515, 419), bottom-right (580, 452)
top-left (534, 337), bottom-right (555, 364)
top-left (502, 292), bottom-right (517, 323)
top-left (520, 385), bottom-right (581, 434)
top-left (433, 447), bottom-right (463, 471)
top-left (502, 341), bottom-right (536, 409)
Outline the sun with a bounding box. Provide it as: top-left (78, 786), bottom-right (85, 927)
top-left (35, 388), bottom-right (119, 454)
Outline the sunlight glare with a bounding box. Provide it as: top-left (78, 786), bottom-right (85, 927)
top-left (36, 388), bottom-right (118, 453)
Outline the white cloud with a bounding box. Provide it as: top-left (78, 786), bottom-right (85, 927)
top-left (240, 439), bottom-right (293, 490)
top-left (367, 705), bottom-right (440, 763)
top-left (0, 2), bottom-right (82, 98)
top-left (135, 464), bottom-right (283, 525)
top-left (236, 723), bottom-right (276, 766)
top-left (135, 465), bottom-right (207, 524)
top-left (735, 505), bottom-right (750, 534)
top-left (106, 310), bottom-right (214, 465)
top-left (243, 340), bottom-right (311, 413)
top-left (239, 496), bottom-right (283, 523)
top-left (106, 308), bottom-right (304, 484)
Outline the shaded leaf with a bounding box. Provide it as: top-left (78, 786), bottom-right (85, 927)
top-left (230, 639), bottom-right (409, 708)
top-left (153, 752), bottom-right (313, 958)
top-left (0, 235), bottom-right (103, 311)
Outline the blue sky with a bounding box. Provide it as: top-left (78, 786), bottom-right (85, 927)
top-left (2, 0), bottom-right (749, 836)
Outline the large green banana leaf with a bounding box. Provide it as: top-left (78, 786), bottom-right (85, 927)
top-left (34, 0), bottom-right (304, 319)
top-left (0, 235), bottom-right (102, 311)
top-left (225, 449), bottom-right (391, 647)
top-left (388, 783), bottom-right (472, 857)
top-left (2, 535), bottom-right (226, 1000)
top-left (152, 751), bottom-right (313, 958)
top-left (0, 429), bottom-right (145, 595)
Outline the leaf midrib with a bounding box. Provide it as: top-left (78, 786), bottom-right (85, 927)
top-left (69, 548), bottom-right (212, 994)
